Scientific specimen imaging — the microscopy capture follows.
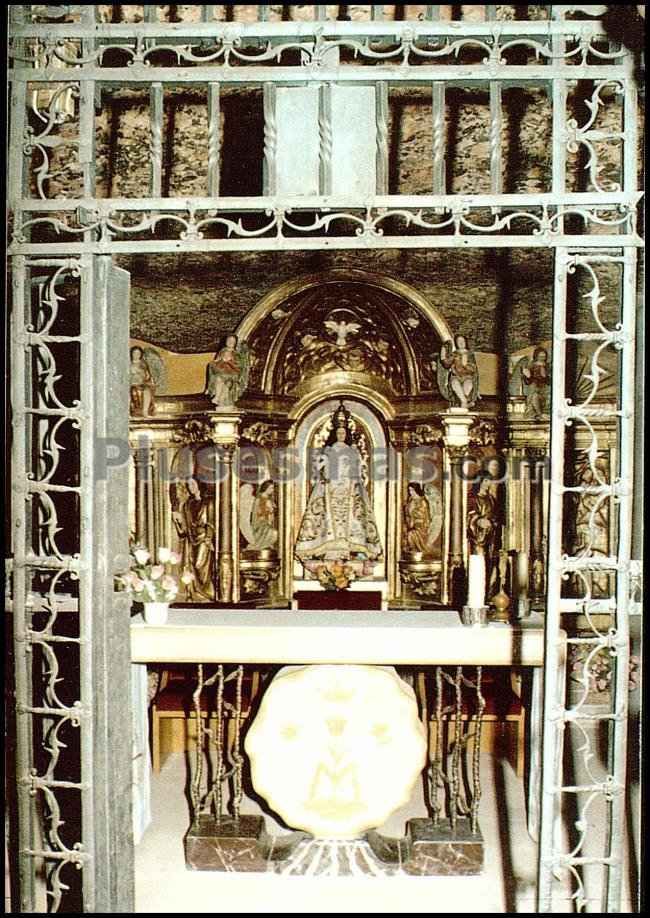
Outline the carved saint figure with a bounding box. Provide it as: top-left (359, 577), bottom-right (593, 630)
top-left (171, 476), bottom-right (215, 601)
top-left (240, 480), bottom-right (278, 553)
top-left (467, 457), bottom-right (503, 595)
top-left (205, 334), bottom-right (250, 407)
top-left (509, 346), bottom-right (550, 417)
top-left (434, 335), bottom-right (480, 409)
top-left (129, 345), bottom-right (166, 416)
top-left (403, 483), bottom-right (432, 555)
top-left (295, 405), bottom-right (383, 567)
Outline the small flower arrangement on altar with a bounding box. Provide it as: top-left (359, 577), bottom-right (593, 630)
top-left (120, 546), bottom-right (193, 603)
top-left (315, 560), bottom-right (356, 592)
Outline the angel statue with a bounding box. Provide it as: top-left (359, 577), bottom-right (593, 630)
top-left (509, 346), bottom-right (550, 418)
top-left (129, 345), bottom-right (167, 417)
top-left (433, 335), bottom-right (480, 409)
top-left (205, 334), bottom-right (250, 408)
top-left (239, 480), bottom-right (278, 553)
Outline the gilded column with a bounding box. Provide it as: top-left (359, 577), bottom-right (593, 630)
top-left (218, 444), bottom-right (236, 604)
top-left (442, 413), bottom-right (473, 608)
top-left (210, 414), bottom-right (241, 605)
top-left (447, 445), bottom-right (467, 607)
top-left (132, 433), bottom-right (155, 551)
top-left (526, 447), bottom-right (547, 600)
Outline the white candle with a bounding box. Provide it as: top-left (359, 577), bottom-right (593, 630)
top-left (516, 551), bottom-right (529, 599)
top-left (467, 554), bottom-right (486, 609)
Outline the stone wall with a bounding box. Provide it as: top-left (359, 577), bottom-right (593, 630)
top-left (122, 247), bottom-right (553, 356)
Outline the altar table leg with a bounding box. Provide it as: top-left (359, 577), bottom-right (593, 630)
top-left (131, 663), bottom-right (152, 844)
top-left (527, 666), bottom-right (542, 840)
top-left (527, 658), bottom-right (566, 851)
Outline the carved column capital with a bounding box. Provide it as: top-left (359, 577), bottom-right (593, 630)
top-left (446, 445), bottom-right (467, 464)
top-left (208, 412), bottom-right (241, 448)
top-left (441, 411), bottom-right (473, 452)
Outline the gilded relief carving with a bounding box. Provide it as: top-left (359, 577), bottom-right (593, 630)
top-left (279, 297), bottom-right (404, 395)
top-left (247, 282), bottom-right (436, 396)
top-left (240, 481), bottom-right (278, 553)
top-left (402, 482), bottom-right (443, 558)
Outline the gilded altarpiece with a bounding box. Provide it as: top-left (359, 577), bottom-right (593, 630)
top-left (127, 270), bottom-right (616, 614)
top-left (128, 272), bottom-right (466, 607)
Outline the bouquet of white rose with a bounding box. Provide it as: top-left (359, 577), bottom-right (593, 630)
top-left (120, 546), bottom-right (193, 603)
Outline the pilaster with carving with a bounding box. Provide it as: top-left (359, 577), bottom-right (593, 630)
top-left (208, 414), bottom-right (241, 604)
top-left (442, 412), bottom-right (474, 607)
top-left (525, 446), bottom-right (548, 602)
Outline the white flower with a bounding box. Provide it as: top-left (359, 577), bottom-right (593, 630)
top-left (157, 547), bottom-right (172, 563)
top-left (168, 551), bottom-right (181, 565)
top-left (150, 565), bottom-right (165, 580)
top-left (161, 575), bottom-right (177, 592)
top-left (180, 570), bottom-right (194, 585)
top-left (145, 580), bottom-right (158, 599)
top-left (133, 548), bottom-right (150, 565)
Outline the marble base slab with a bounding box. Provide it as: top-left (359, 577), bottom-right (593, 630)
top-left (185, 815), bottom-right (306, 872)
top-left (185, 816), bottom-right (483, 877)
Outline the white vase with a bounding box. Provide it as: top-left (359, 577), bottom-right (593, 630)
top-left (143, 602), bottom-right (169, 625)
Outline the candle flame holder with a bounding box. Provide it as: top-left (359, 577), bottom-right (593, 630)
top-left (461, 605), bottom-right (490, 627)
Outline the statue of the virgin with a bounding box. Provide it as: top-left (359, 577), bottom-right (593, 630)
top-left (294, 403), bottom-right (383, 566)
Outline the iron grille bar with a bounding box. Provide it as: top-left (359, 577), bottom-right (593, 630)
top-left (489, 83), bottom-right (503, 195)
top-left (603, 248), bottom-right (637, 911)
top-left (78, 252), bottom-right (96, 912)
top-left (10, 256), bottom-right (37, 912)
top-left (13, 191), bottom-right (641, 210)
top-left (150, 84), bottom-right (164, 198)
top-left (375, 81), bottom-right (388, 195)
top-left (8, 21), bottom-right (621, 39)
top-left (12, 65), bottom-right (633, 83)
top-left (537, 246), bottom-right (572, 911)
top-left (432, 82), bottom-right (446, 195)
top-left (207, 83), bottom-right (220, 197)
top-left (10, 234), bottom-right (643, 257)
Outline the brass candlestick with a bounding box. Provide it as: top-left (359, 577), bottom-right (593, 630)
top-left (491, 551), bottom-right (511, 622)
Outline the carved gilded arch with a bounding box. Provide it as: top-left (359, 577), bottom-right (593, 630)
top-left (288, 383), bottom-right (396, 423)
top-left (237, 269), bottom-right (454, 399)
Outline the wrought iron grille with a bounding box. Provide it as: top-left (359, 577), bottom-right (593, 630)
top-left (7, 3), bottom-right (642, 913)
